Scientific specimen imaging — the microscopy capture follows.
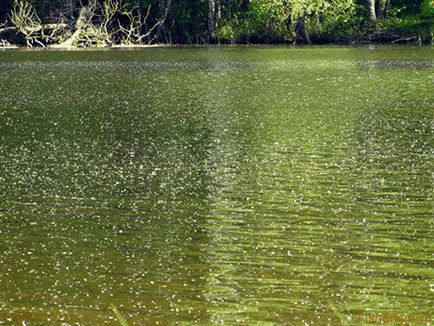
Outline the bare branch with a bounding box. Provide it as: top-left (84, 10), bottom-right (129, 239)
top-left (117, 4), bottom-right (165, 45)
top-left (9, 0), bottom-right (44, 47)
top-left (7, 0), bottom-right (165, 48)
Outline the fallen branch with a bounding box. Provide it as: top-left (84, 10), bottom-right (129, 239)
top-left (0, 26), bottom-right (17, 34)
top-left (0, 39), bottom-right (10, 47)
top-left (0, 26), bottom-right (17, 44)
top-left (57, 0), bottom-right (118, 47)
top-left (117, 1), bottom-right (171, 46)
top-left (9, 0), bottom-right (44, 47)
top-left (53, 6), bottom-right (88, 48)
top-left (4, 0), bottom-right (170, 48)
top-left (118, 6), bottom-right (162, 45)
top-left (391, 36), bottom-right (418, 44)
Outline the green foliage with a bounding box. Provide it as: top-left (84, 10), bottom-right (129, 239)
top-left (217, 0), bottom-right (289, 43)
top-left (312, 3), bottom-right (367, 42)
top-left (160, 0), bottom-right (208, 44)
top-left (306, 0), bottom-right (360, 42)
top-left (217, 0), bottom-right (361, 43)
top-left (1, 0), bottom-right (433, 44)
top-left (421, 0), bottom-right (434, 17)
top-left (371, 0), bottom-right (434, 41)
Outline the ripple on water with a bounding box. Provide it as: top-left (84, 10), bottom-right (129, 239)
top-left (0, 47), bottom-right (433, 325)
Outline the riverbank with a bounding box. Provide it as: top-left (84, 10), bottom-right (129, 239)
top-left (1, 30), bottom-right (432, 50)
top-left (0, 37), bottom-right (431, 51)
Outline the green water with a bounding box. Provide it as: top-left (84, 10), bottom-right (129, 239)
top-left (0, 46), bottom-right (433, 325)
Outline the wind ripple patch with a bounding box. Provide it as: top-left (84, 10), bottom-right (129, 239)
top-left (0, 60), bottom-right (252, 72)
top-left (358, 60), bottom-right (434, 70)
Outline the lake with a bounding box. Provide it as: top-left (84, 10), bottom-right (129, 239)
top-left (0, 46), bottom-right (433, 325)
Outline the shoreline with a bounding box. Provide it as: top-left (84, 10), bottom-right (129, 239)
top-left (0, 41), bottom-right (431, 51)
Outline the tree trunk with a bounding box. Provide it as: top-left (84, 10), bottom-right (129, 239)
top-left (53, 6), bottom-right (86, 47)
top-left (293, 16), bottom-right (308, 44)
top-left (208, 0), bottom-right (220, 42)
top-left (366, 0), bottom-right (376, 26)
top-left (159, 0), bottom-right (172, 23)
top-left (157, 0), bottom-right (172, 44)
top-left (376, 0), bottom-right (389, 19)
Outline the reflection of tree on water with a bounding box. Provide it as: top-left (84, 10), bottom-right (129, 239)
top-left (197, 65), bottom-right (265, 323)
top-left (196, 65), bottom-right (349, 323)
top-left (113, 64), bottom-right (263, 323)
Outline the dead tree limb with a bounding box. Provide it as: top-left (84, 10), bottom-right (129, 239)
top-left (54, 0), bottom-right (118, 47)
top-left (8, 0), bottom-right (168, 48)
top-left (118, 5), bottom-right (163, 45)
top-left (0, 26), bottom-right (17, 35)
top-left (9, 0), bottom-right (44, 47)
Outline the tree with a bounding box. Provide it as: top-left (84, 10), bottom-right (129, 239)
top-left (3, 0), bottom-right (166, 47)
top-left (208, 0), bottom-right (220, 41)
top-left (160, 0), bottom-right (208, 44)
top-left (376, 0), bottom-right (390, 19)
top-left (252, 0), bottom-right (357, 44)
top-left (365, 0), bottom-right (391, 26)
top-left (1, 0), bottom-right (432, 45)
top-left (8, 0), bottom-right (69, 47)
top-left (366, 0), bottom-right (377, 25)
top-left (421, 0), bottom-right (434, 43)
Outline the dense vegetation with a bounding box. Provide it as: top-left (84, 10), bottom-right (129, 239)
top-left (0, 0), bottom-right (433, 47)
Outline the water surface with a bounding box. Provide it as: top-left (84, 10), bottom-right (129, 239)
top-left (0, 46), bottom-right (433, 325)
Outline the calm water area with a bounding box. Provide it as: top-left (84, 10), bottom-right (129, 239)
top-left (0, 46), bottom-right (433, 325)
